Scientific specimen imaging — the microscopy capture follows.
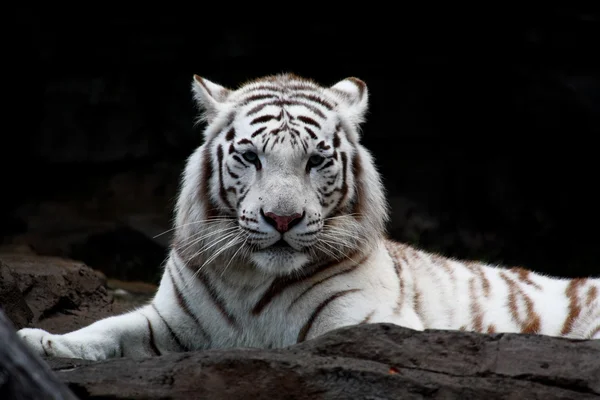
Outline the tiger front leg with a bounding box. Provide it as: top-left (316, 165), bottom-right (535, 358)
top-left (17, 304), bottom-right (180, 361)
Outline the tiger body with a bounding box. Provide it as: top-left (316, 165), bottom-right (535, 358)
top-left (17, 73), bottom-right (600, 361)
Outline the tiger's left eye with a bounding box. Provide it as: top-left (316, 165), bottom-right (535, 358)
top-left (307, 154), bottom-right (325, 169)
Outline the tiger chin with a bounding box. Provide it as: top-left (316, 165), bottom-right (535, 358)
top-left (17, 73), bottom-right (599, 361)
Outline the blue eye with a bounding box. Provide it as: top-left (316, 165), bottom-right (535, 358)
top-left (307, 154), bottom-right (325, 168)
top-left (242, 151), bottom-right (258, 163)
top-left (242, 151), bottom-right (261, 169)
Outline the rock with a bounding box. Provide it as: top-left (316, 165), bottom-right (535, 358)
top-left (0, 261), bottom-right (34, 330)
top-left (0, 309), bottom-right (78, 400)
top-left (38, 323), bottom-right (599, 399)
top-left (0, 252), bottom-right (114, 334)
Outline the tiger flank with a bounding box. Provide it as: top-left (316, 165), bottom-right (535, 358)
top-left (17, 74), bottom-right (600, 361)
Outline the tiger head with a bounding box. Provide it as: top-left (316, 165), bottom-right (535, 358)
top-left (175, 73), bottom-right (388, 277)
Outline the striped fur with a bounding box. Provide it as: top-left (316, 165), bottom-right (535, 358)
top-left (17, 73), bottom-right (599, 361)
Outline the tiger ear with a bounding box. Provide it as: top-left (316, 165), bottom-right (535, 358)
top-left (329, 77), bottom-right (369, 125)
top-left (191, 75), bottom-right (231, 124)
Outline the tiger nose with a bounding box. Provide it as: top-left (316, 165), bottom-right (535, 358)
top-left (261, 210), bottom-right (304, 233)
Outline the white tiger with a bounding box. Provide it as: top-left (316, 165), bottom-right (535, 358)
top-left (17, 73), bottom-right (600, 361)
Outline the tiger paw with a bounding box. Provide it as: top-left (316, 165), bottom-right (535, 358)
top-left (17, 328), bottom-right (110, 361)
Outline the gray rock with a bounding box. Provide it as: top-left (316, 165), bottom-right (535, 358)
top-left (44, 324), bottom-right (600, 399)
top-left (0, 252), bottom-right (114, 334)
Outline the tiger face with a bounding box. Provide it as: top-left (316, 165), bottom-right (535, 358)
top-left (177, 73), bottom-right (387, 277)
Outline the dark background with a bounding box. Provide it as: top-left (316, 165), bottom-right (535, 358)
top-left (4, 7), bottom-right (599, 283)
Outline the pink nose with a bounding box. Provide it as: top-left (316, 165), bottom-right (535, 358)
top-left (261, 210), bottom-right (304, 233)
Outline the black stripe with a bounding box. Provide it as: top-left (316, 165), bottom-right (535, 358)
top-left (246, 101), bottom-right (276, 117)
top-left (317, 140), bottom-right (331, 151)
top-left (247, 99), bottom-right (327, 119)
top-left (200, 146), bottom-right (218, 219)
top-left (292, 93), bottom-right (335, 110)
top-left (316, 159), bottom-right (334, 172)
top-left (226, 166), bottom-right (239, 179)
top-left (151, 303), bottom-right (188, 352)
top-left (225, 128), bottom-right (236, 141)
top-left (196, 270), bottom-right (239, 329)
top-left (252, 256), bottom-right (360, 315)
top-left (168, 266), bottom-right (211, 344)
top-left (330, 152), bottom-right (349, 211)
top-left (297, 116), bottom-right (321, 129)
top-left (333, 132), bottom-right (341, 148)
top-left (241, 93), bottom-right (279, 107)
top-left (251, 126), bottom-right (267, 138)
top-left (288, 253), bottom-right (369, 310)
top-left (232, 154), bottom-right (248, 167)
top-left (349, 153), bottom-right (364, 218)
top-left (296, 289), bottom-right (361, 343)
top-left (145, 316), bottom-right (162, 356)
top-left (305, 127), bottom-right (318, 139)
top-left (251, 114), bottom-right (279, 125)
top-left (216, 145), bottom-right (234, 210)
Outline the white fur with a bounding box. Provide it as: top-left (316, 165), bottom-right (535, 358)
top-left (17, 74), bottom-right (599, 361)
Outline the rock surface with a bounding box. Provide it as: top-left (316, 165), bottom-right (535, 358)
top-left (42, 324), bottom-right (600, 399)
top-left (0, 250), bottom-right (115, 333)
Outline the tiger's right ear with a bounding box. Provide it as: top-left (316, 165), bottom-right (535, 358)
top-left (191, 75), bottom-right (231, 124)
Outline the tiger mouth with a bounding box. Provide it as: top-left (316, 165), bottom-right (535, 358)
top-left (270, 239), bottom-right (293, 249)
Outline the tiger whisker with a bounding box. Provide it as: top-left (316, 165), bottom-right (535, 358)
top-left (153, 218), bottom-right (237, 238)
top-left (176, 226), bottom-right (240, 253)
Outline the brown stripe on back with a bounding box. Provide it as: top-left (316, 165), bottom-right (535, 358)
top-left (430, 254), bottom-right (454, 278)
top-left (500, 271), bottom-right (541, 334)
top-left (469, 278), bottom-right (484, 332)
top-left (196, 269), bottom-right (238, 329)
top-left (145, 316), bottom-right (161, 356)
top-left (296, 288), bottom-right (361, 343)
top-left (589, 324), bottom-right (600, 339)
top-left (360, 310), bottom-right (376, 324)
top-left (509, 267), bottom-right (542, 290)
top-left (586, 286), bottom-right (598, 307)
top-left (477, 267), bottom-right (491, 297)
top-left (385, 241), bottom-right (406, 314)
top-left (561, 278), bottom-right (586, 336)
top-left (413, 284), bottom-right (423, 321)
top-left (461, 261), bottom-right (491, 298)
top-left (168, 266), bottom-right (211, 344)
top-left (151, 303), bottom-right (188, 352)
top-left (487, 324), bottom-right (496, 334)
